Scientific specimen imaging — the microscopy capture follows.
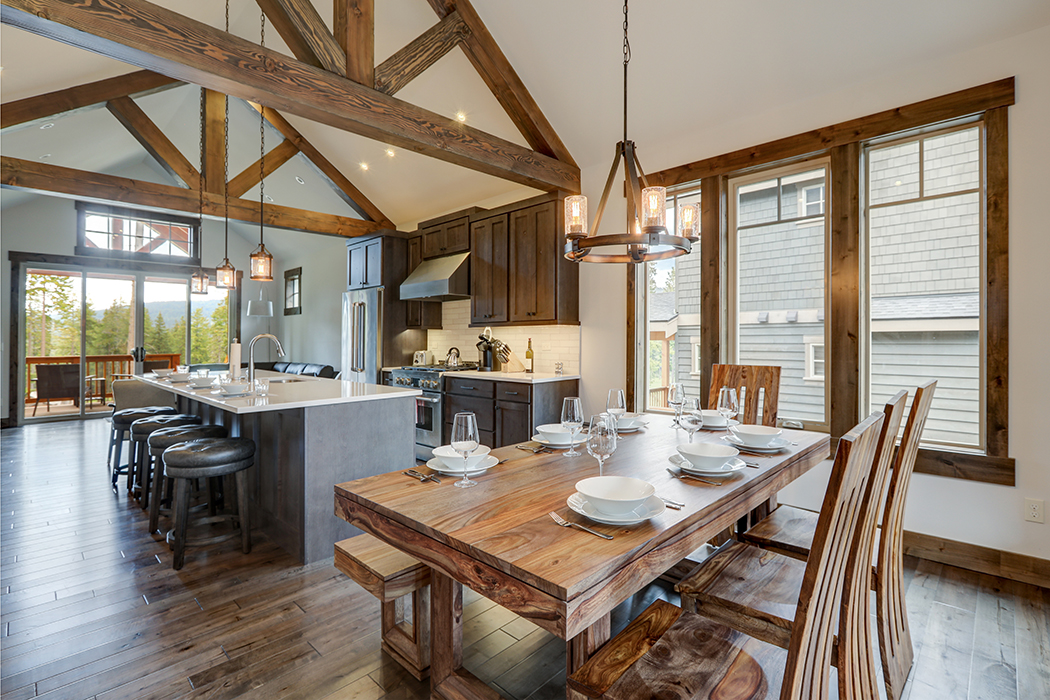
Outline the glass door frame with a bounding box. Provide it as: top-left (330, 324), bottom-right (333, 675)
top-left (12, 253), bottom-right (240, 426)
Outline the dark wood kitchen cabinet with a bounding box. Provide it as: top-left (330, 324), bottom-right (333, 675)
top-left (470, 215), bottom-right (509, 325)
top-left (404, 234), bottom-right (442, 329)
top-left (468, 194), bottom-right (578, 327)
top-left (422, 216), bottom-right (470, 259)
top-left (443, 375), bottom-right (578, 448)
top-left (347, 237), bottom-right (382, 290)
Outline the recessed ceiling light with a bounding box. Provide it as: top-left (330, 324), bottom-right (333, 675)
top-left (295, 176), bottom-right (305, 185)
top-left (359, 162), bottom-right (369, 171)
top-left (386, 149), bottom-right (395, 158)
top-left (39, 153), bottom-right (52, 160)
top-left (455, 112), bottom-right (467, 122)
top-left (264, 195), bottom-right (274, 203)
top-left (39, 122), bottom-right (55, 130)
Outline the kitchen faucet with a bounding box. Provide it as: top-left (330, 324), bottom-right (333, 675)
top-left (248, 334), bottom-right (286, 385)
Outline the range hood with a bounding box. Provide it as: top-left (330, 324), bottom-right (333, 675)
top-left (400, 252), bottom-right (470, 301)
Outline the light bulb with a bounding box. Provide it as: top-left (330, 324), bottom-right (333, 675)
top-left (564, 195), bottom-right (587, 236)
top-left (640, 186), bottom-right (666, 229)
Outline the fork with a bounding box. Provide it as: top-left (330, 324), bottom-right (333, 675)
top-left (665, 467), bottom-right (719, 486)
top-left (406, 469), bottom-right (440, 483)
top-left (548, 512), bottom-right (613, 540)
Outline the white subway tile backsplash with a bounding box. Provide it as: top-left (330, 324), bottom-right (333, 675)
top-left (426, 301), bottom-right (581, 374)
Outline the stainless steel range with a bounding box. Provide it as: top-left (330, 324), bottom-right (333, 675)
top-left (388, 363), bottom-right (478, 461)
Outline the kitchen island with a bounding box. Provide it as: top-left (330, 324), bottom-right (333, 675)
top-left (137, 371), bottom-right (419, 564)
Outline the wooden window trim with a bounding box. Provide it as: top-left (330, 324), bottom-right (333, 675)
top-left (284, 266), bottom-right (303, 316)
top-left (629, 79), bottom-right (1014, 485)
top-left (75, 201), bottom-right (202, 266)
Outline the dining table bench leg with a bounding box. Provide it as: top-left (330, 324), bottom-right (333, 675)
top-left (567, 615), bottom-right (612, 675)
top-left (429, 571), bottom-right (504, 700)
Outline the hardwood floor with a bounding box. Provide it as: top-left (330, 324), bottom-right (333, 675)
top-left (1, 419), bottom-right (1047, 700)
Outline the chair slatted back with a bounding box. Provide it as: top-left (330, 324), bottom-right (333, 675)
top-left (876, 380), bottom-right (937, 692)
top-left (839, 390), bottom-right (908, 700)
top-left (36, 363), bottom-right (80, 401)
top-left (707, 364), bottom-right (781, 426)
top-left (780, 410), bottom-right (885, 700)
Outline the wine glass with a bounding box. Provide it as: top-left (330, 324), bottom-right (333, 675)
top-left (667, 383), bottom-right (686, 427)
top-left (450, 412), bottom-right (480, 489)
top-left (586, 414), bottom-right (617, 476)
top-left (561, 397), bottom-right (584, 457)
top-left (679, 398), bottom-right (705, 443)
top-left (717, 387), bottom-right (739, 430)
top-left (606, 389), bottom-right (626, 440)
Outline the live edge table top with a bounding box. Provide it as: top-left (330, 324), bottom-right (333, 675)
top-left (334, 420), bottom-right (830, 641)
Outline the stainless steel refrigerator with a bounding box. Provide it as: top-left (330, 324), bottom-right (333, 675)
top-left (341, 288), bottom-right (383, 384)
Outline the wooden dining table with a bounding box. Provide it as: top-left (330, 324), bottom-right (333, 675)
top-left (334, 418), bottom-right (830, 699)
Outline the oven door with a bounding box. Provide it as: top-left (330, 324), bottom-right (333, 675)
top-left (415, 391), bottom-right (443, 449)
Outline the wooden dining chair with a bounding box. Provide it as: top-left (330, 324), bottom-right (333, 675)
top-left (567, 411), bottom-right (885, 700)
top-left (735, 379), bottom-right (936, 700)
top-left (675, 391), bottom-right (906, 700)
top-left (707, 363), bottom-right (781, 426)
top-left (33, 363), bottom-right (81, 416)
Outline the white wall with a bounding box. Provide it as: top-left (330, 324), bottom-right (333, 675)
top-left (577, 24), bottom-right (1050, 561)
top-left (0, 174), bottom-right (267, 420)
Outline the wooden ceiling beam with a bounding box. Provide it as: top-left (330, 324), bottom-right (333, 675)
top-left (1, 0), bottom-right (579, 194)
top-left (105, 96), bottom-right (199, 189)
top-left (333, 0), bottom-right (373, 86)
top-left (255, 0), bottom-right (347, 76)
top-left (1, 69), bottom-right (180, 131)
top-left (1, 156), bottom-right (385, 238)
top-left (226, 139), bottom-right (300, 199)
top-left (248, 102), bottom-right (394, 226)
top-left (425, 0), bottom-right (577, 168)
top-left (373, 10), bottom-right (469, 96)
top-left (203, 89), bottom-right (228, 197)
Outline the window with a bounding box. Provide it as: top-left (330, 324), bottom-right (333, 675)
top-left (729, 164), bottom-right (828, 429)
top-left (644, 189), bottom-right (700, 411)
top-left (284, 267), bottom-right (302, 316)
top-left (691, 342), bottom-right (703, 375)
top-left (76, 203), bottom-right (200, 264)
top-left (865, 124), bottom-right (983, 448)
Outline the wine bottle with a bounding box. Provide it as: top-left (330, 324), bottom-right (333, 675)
top-left (525, 338), bottom-right (534, 373)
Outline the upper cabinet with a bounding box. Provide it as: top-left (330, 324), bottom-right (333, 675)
top-left (405, 235), bottom-right (442, 329)
top-left (470, 195), bottom-right (578, 327)
top-left (422, 216), bottom-right (470, 259)
top-left (347, 237), bottom-right (383, 290)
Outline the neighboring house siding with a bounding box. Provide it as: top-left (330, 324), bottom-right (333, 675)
top-left (738, 322), bottom-right (825, 424)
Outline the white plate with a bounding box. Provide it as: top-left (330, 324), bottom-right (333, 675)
top-left (722, 434), bottom-right (791, 452)
top-left (614, 424), bottom-right (647, 433)
top-left (699, 419), bottom-right (740, 431)
top-left (531, 434), bottom-right (586, 448)
top-left (212, 389), bottom-right (252, 398)
top-left (567, 492), bottom-right (665, 525)
top-left (426, 455), bottom-right (498, 476)
top-left (669, 454), bottom-right (748, 477)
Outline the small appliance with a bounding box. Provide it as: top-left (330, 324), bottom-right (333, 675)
top-left (413, 350), bottom-right (432, 366)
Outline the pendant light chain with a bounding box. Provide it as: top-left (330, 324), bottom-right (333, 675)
top-left (190, 86), bottom-right (209, 294)
top-left (248, 3), bottom-right (274, 281)
top-left (622, 0), bottom-right (630, 145)
top-left (214, 0), bottom-right (236, 288)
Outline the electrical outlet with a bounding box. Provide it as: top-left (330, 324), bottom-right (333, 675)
top-left (1024, 498), bottom-right (1045, 523)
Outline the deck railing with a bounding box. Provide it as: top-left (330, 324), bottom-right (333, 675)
top-left (25, 353), bottom-right (181, 404)
top-left (648, 385), bottom-right (669, 409)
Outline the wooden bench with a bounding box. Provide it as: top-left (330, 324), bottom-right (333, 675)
top-left (334, 535), bottom-right (432, 680)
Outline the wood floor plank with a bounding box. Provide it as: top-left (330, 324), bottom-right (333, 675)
top-left (1012, 581), bottom-right (1050, 700)
top-left (906, 601), bottom-right (977, 700)
top-left (967, 574), bottom-right (1018, 700)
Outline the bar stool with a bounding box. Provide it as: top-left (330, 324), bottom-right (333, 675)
top-left (130, 414), bottom-right (202, 507)
top-left (163, 438), bottom-right (255, 570)
top-left (110, 406), bottom-right (178, 490)
top-left (146, 424), bottom-right (229, 534)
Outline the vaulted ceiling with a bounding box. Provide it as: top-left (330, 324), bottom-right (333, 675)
top-left (3, 0), bottom-right (1050, 240)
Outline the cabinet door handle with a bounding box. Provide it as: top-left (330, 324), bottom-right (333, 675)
top-left (505, 391), bottom-right (519, 395)
top-left (463, 386), bottom-right (476, 390)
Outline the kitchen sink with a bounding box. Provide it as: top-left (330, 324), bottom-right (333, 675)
top-left (268, 377), bottom-right (309, 383)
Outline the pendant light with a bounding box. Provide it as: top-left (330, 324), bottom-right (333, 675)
top-left (214, 0), bottom-right (236, 289)
top-left (190, 86), bottom-right (209, 295)
top-left (564, 0), bottom-right (697, 264)
top-left (248, 6), bottom-right (273, 282)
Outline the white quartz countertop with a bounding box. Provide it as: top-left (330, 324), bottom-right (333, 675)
top-left (441, 370), bottom-right (580, 384)
top-left (135, 370), bottom-right (420, 414)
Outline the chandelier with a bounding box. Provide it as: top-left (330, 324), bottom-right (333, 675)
top-left (249, 6), bottom-right (274, 282)
top-left (564, 0), bottom-right (698, 264)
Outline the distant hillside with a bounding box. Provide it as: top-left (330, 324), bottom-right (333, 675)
top-left (87, 299), bottom-right (223, 323)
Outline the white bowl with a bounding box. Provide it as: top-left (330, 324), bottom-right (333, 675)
top-left (729, 424), bottom-right (782, 447)
top-left (615, 412), bottom-right (645, 428)
top-left (168, 372), bottom-right (191, 382)
top-left (677, 443), bottom-right (740, 470)
top-left (189, 377), bottom-right (214, 388)
top-left (153, 368), bottom-right (174, 377)
top-left (433, 444), bottom-right (492, 470)
top-left (221, 382), bottom-right (250, 395)
top-left (575, 476), bottom-right (656, 515)
top-left (699, 409), bottom-right (727, 427)
top-left (536, 424), bottom-right (573, 445)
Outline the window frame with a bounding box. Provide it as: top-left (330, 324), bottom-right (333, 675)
top-left (284, 267), bottom-right (302, 316)
top-left (75, 202), bottom-right (202, 265)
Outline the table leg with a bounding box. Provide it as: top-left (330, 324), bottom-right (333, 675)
top-left (566, 614), bottom-right (611, 675)
top-left (429, 571), bottom-right (504, 700)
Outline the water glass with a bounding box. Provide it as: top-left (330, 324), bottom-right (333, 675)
top-left (196, 368), bottom-right (210, 378)
top-left (679, 398), bottom-right (705, 443)
top-left (606, 389), bottom-right (626, 439)
top-left (717, 387), bottom-right (739, 428)
top-left (554, 362), bottom-right (564, 376)
top-left (586, 414), bottom-right (617, 476)
top-left (451, 412), bottom-right (480, 489)
top-left (667, 383), bottom-right (686, 427)
top-left (254, 378), bottom-right (270, 396)
top-left (561, 397), bottom-right (584, 457)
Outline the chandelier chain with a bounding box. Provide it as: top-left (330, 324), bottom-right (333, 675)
top-left (259, 8), bottom-right (265, 242)
top-left (622, 0), bottom-right (630, 144)
top-left (223, 0), bottom-right (230, 261)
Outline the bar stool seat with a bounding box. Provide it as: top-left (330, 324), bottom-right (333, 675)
top-left (147, 424), bottom-right (229, 534)
top-left (163, 438), bottom-right (255, 570)
top-left (109, 406), bottom-right (178, 489)
top-left (130, 414), bottom-right (202, 508)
